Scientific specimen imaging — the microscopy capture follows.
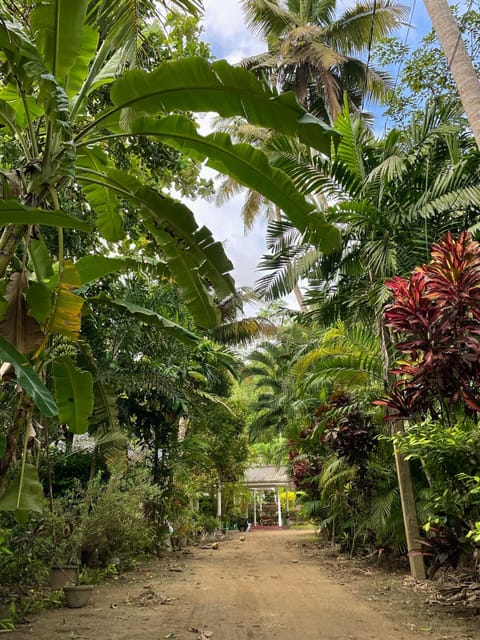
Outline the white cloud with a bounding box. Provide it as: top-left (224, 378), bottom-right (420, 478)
top-left (202, 0), bottom-right (264, 62)
top-left (185, 178), bottom-right (266, 290)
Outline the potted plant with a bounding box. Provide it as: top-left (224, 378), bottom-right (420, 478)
top-left (63, 570), bottom-right (94, 609)
top-left (47, 493), bottom-right (85, 589)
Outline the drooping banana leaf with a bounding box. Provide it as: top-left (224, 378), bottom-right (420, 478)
top-left (77, 166), bottom-right (234, 328)
top-left (0, 464), bottom-right (44, 515)
top-left (0, 200), bottom-right (90, 231)
top-left (81, 57), bottom-right (334, 155)
top-left (88, 294), bottom-right (200, 345)
top-left (52, 355), bottom-right (94, 434)
top-left (0, 335), bottom-right (56, 417)
top-left (118, 115), bottom-right (326, 240)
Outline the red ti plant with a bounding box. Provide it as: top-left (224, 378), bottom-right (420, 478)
top-left (375, 231), bottom-right (480, 420)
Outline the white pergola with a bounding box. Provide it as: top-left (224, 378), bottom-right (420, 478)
top-left (216, 465), bottom-right (294, 527)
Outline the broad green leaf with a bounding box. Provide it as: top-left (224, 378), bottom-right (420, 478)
top-left (53, 356), bottom-right (93, 434)
top-left (74, 255), bottom-right (126, 286)
top-left (0, 200), bottom-right (90, 231)
top-left (25, 281), bottom-right (52, 325)
top-left (78, 149), bottom-right (124, 241)
top-left (130, 183), bottom-right (235, 301)
top-left (89, 295), bottom-right (200, 345)
top-left (0, 98), bottom-right (18, 134)
top-left (127, 115), bottom-right (318, 237)
top-left (0, 85), bottom-right (43, 129)
top-left (31, 0), bottom-right (89, 84)
top-left (102, 57), bottom-right (333, 154)
top-left (28, 236), bottom-right (54, 281)
top-left (0, 335), bottom-right (56, 416)
top-left (75, 254), bottom-right (171, 285)
top-left (67, 24), bottom-right (99, 98)
top-left (0, 464), bottom-right (44, 513)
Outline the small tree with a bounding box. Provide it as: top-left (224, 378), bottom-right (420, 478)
top-left (376, 231), bottom-right (480, 422)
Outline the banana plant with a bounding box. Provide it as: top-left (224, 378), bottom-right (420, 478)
top-left (0, 0), bottom-right (340, 507)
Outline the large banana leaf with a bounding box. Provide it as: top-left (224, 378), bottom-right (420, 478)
top-left (124, 115), bottom-right (322, 237)
top-left (83, 57), bottom-right (333, 155)
top-left (0, 200), bottom-right (90, 231)
top-left (0, 464), bottom-right (44, 515)
top-left (77, 166), bottom-right (234, 327)
top-left (53, 355), bottom-right (93, 434)
top-left (74, 255), bottom-right (127, 286)
top-left (28, 236), bottom-right (54, 282)
top-left (77, 149), bottom-right (124, 241)
top-left (75, 254), bottom-right (171, 285)
top-left (30, 0), bottom-right (89, 85)
top-left (0, 335), bottom-right (56, 417)
top-left (89, 295), bottom-right (200, 345)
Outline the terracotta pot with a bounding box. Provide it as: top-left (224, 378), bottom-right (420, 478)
top-left (63, 584), bottom-right (93, 608)
top-left (49, 565), bottom-right (78, 589)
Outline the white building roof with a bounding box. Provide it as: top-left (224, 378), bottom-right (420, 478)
top-left (243, 465), bottom-right (292, 489)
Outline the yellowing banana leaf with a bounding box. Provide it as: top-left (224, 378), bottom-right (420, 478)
top-left (50, 285), bottom-right (84, 340)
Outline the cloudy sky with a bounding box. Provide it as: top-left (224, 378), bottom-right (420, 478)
top-left (183, 1), bottom-right (444, 307)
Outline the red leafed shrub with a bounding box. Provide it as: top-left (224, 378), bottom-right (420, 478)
top-left (376, 231), bottom-right (480, 418)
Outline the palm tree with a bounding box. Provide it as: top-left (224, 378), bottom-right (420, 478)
top-left (257, 101), bottom-right (480, 579)
top-left (424, 0), bottom-right (480, 148)
top-left (240, 0), bottom-right (408, 120)
top-left (258, 101), bottom-right (480, 323)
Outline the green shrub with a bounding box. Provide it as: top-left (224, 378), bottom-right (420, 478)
top-left (80, 467), bottom-right (162, 565)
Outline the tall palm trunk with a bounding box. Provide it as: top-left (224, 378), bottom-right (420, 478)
top-left (424, 0), bottom-right (480, 149)
top-left (295, 63), bottom-right (309, 107)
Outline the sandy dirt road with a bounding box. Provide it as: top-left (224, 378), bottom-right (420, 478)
top-left (12, 528), bottom-right (478, 640)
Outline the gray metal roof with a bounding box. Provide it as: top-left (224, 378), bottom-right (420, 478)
top-left (243, 465), bottom-right (292, 488)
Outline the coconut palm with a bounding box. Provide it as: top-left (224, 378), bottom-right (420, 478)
top-left (240, 0), bottom-right (408, 120)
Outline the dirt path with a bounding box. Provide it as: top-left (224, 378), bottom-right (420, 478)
top-left (12, 529), bottom-right (479, 640)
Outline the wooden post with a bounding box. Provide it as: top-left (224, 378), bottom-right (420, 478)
top-left (216, 483), bottom-right (222, 519)
top-left (285, 486), bottom-right (290, 527)
top-left (253, 490), bottom-right (257, 526)
top-left (393, 422), bottom-right (426, 579)
top-left (276, 487), bottom-right (282, 527)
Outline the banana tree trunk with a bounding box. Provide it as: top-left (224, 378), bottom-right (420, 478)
top-left (0, 224), bottom-right (28, 279)
top-left (424, 0), bottom-right (480, 149)
top-left (0, 394), bottom-right (34, 495)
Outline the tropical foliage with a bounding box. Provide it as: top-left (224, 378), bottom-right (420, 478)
top-left (3, 0), bottom-right (480, 625)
